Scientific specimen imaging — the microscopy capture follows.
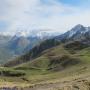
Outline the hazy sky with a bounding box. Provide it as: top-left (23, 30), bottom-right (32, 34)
top-left (0, 0), bottom-right (90, 33)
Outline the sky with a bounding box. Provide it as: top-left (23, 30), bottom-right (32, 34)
top-left (0, 0), bottom-right (90, 33)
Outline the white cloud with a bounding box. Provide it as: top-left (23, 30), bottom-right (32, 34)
top-left (0, 0), bottom-right (90, 33)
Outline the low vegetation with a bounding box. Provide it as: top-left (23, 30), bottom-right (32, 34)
top-left (0, 40), bottom-right (89, 90)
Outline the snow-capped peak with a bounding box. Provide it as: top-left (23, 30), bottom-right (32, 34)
top-left (68, 24), bottom-right (87, 38)
top-left (15, 31), bottom-right (28, 37)
top-left (0, 32), bottom-right (14, 36)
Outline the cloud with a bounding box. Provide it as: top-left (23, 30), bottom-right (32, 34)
top-left (0, 0), bottom-right (90, 33)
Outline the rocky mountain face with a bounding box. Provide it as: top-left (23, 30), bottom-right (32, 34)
top-left (55, 24), bottom-right (90, 44)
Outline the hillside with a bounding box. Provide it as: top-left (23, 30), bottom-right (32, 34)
top-left (4, 39), bottom-right (60, 67)
top-left (0, 40), bottom-right (90, 90)
top-left (14, 41), bottom-right (90, 72)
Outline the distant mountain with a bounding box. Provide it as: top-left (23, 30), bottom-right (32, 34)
top-left (55, 24), bottom-right (90, 44)
top-left (0, 30), bottom-right (59, 64)
top-left (7, 30), bottom-right (58, 54)
top-left (0, 25), bottom-right (90, 64)
top-left (4, 24), bottom-right (90, 66)
top-left (8, 36), bottom-right (30, 54)
top-left (0, 35), bottom-right (11, 45)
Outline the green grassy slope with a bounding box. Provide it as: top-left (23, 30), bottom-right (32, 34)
top-left (15, 45), bottom-right (80, 71)
top-left (0, 41), bottom-right (90, 88)
top-left (13, 44), bottom-right (90, 83)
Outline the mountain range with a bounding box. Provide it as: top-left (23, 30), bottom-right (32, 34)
top-left (0, 24), bottom-right (90, 90)
top-left (55, 24), bottom-right (90, 43)
top-left (0, 24), bottom-right (90, 64)
top-left (0, 29), bottom-right (60, 64)
top-left (4, 24), bottom-right (90, 66)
